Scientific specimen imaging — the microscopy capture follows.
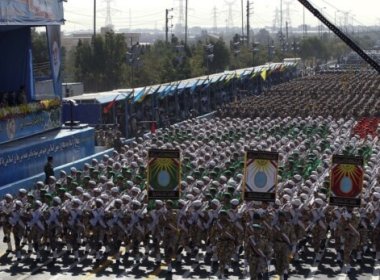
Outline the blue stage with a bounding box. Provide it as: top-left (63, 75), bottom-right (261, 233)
top-left (0, 2), bottom-right (101, 190)
top-left (0, 127), bottom-right (95, 187)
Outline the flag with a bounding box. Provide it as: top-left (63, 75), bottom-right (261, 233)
top-left (137, 87), bottom-right (150, 103)
top-left (261, 69), bottom-right (267, 81)
top-left (224, 72), bottom-right (236, 84)
top-left (159, 83), bottom-right (172, 99)
top-left (103, 95), bottom-right (119, 114)
top-left (133, 87), bottom-right (146, 103)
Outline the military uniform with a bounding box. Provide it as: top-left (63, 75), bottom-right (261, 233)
top-left (273, 211), bottom-right (296, 278)
top-left (211, 210), bottom-right (237, 278)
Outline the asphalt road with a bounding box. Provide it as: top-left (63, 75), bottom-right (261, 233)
top-left (0, 231), bottom-right (379, 280)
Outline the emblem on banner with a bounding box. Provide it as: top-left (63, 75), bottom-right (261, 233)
top-left (243, 151), bottom-right (279, 202)
top-left (329, 155), bottom-right (364, 207)
top-left (147, 149), bottom-right (181, 200)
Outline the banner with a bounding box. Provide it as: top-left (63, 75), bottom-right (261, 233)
top-left (330, 155), bottom-right (364, 207)
top-left (0, 106), bottom-right (61, 144)
top-left (47, 25), bottom-right (62, 97)
top-left (243, 151), bottom-right (278, 202)
top-left (147, 149), bottom-right (181, 200)
top-left (0, 0), bottom-right (64, 25)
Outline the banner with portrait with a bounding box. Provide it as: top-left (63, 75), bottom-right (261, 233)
top-left (243, 151), bottom-right (279, 202)
top-left (46, 25), bottom-right (62, 98)
top-left (147, 149), bottom-right (181, 200)
top-left (0, 0), bottom-right (64, 25)
top-left (330, 155), bottom-right (364, 207)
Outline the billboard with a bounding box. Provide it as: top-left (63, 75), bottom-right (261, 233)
top-left (0, 0), bottom-right (64, 25)
top-left (147, 149), bottom-right (181, 200)
top-left (330, 155), bottom-right (364, 207)
top-left (243, 151), bottom-right (279, 202)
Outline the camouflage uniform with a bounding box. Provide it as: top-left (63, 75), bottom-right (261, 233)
top-left (273, 212), bottom-right (296, 277)
top-left (245, 224), bottom-right (267, 279)
top-left (342, 209), bottom-right (360, 266)
top-left (160, 203), bottom-right (178, 269)
top-left (211, 211), bottom-right (237, 277)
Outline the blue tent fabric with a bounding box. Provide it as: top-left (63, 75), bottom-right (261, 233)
top-left (95, 93), bottom-right (127, 104)
top-left (0, 27), bottom-right (30, 93)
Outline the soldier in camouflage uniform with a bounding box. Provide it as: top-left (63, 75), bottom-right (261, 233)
top-left (341, 208), bottom-right (360, 272)
top-left (245, 223), bottom-right (267, 280)
top-left (160, 200), bottom-right (178, 272)
top-left (273, 211), bottom-right (296, 280)
top-left (210, 209), bottom-right (237, 279)
top-left (0, 194), bottom-right (14, 253)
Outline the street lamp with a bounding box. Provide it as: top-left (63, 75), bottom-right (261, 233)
top-left (204, 43), bottom-right (214, 112)
top-left (126, 42), bottom-right (141, 88)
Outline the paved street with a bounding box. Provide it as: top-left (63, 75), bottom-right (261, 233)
top-left (0, 231), bottom-right (379, 280)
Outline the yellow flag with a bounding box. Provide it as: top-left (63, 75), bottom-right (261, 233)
top-left (261, 69), bottom-right (267, 81)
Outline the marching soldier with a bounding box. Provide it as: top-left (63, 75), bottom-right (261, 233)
top-left (27, 200), bottom-right (45, 262)
top-left (245, 223), bottom-right (267, 280)
top-left (210, 209), bottom-right (237, 279)
top-left (160, 200), bottom-right (178, 272)
top-left (0, 194), bottom-right (14, 253)
top-left (341, 207), bottom-right (360, 273)
top-left (273, 211), bottom-right (296, 280)
top-left (9, 200), bottom-right (26, 260)
top-left (45, 196), bottom-right (63, 261)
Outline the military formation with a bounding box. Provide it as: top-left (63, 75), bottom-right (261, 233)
top-left (219, 71), bottom-right (380, 119)
top-left (1, 71), bottom-right (380, 280)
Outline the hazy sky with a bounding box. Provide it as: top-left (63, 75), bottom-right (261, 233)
top-left (62, 0), bottom-right (380, 33)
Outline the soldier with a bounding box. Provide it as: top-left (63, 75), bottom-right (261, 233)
top-left (65, 198), bottom-right (83, 259)
top-left (9, 200), bottom-right (26, 260)
top-left (127, 199), bottom-right (146, 264)
top-left (341, 207), bottom-right (360, 273)
top-left (90, 198), bottom-right (108, 262)
top-left (0, 193), bottom-right (14, 253)
top-left (211, 209), bottom-right (237, 279)
top-left (106, 198), bottom-right (126, 264)
top-left (273, 211), bottom-right (296, 280)
top-left (187, 200), bottom-right (207, 263)
top-left (245, 223), bottom-right (267, 280)
top-left (310, 198), bottom-right (327, 262)
top-left (27, 200), bottom-right (45, 262)
top-left (45, 196), bottom-right (63, 261)
top-left (176, 199), bottom-right (190, 263)
top-left (160, 200), bottom-right (178, 272)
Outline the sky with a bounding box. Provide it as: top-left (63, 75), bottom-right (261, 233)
top-left (61, 0), bottom-right (380, 33)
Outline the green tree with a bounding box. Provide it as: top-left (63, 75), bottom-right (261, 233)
top-left (74, 31), bottom-right (127, 92)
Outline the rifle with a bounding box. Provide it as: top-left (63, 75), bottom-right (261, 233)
top-left (274, 224), bottom-right (291, 245)
top-left (248, 236), bottom-right (266, 258)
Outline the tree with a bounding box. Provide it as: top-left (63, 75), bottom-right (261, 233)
top-left (74, 31), bottom-right (127, 92)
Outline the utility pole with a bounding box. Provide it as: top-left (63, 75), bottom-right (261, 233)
top-left (213, 6), bottom-right (218, 33)
top-left (185, 0), bottom-right (188, 46)
top-left (302, 6), bottom-right (306, 38)
top-left (241, 0), bottom-right (244, 40)
top-left (165, 8), bottom-right (174, 43)
top-left (93, 0), bottom-right (96, 37)
top-left (246, 1), bottom-right (250, 46)
top-left (286, 21), bottom-right (288, 41)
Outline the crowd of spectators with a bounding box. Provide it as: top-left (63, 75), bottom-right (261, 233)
top-left (0, 86), bottom-right (27, 108)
